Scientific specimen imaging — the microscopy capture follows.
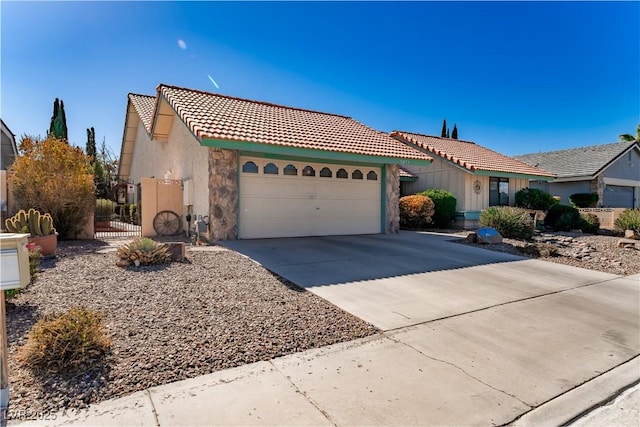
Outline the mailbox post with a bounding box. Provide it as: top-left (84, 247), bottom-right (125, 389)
top-left (0, 233), bottom-right (30, 410)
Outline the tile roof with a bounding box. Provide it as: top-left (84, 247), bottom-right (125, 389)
top-left (392, 131), bottom-right (554, 178)
top-left (155, 84), bottom-right (432, 162)
top-left (128, 93), bottom-right (156, 133)
top-left (399, 166), bottom-right (417, 179)
top-left (514, 141), bottom-right (639, 179)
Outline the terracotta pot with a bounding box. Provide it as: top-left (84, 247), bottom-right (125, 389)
top-left (28, 233), bottom-right (58, 256)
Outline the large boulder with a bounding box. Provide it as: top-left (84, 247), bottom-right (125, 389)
top-left (624, 229), bottom-right (640, 240)
top-left (476, 227), bottom-right (503, 244)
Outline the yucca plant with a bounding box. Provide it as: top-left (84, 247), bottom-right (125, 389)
top-left (116, 237), bottom-right (171, 266)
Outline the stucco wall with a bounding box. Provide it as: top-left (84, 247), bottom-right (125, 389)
top-left (547, 181), bottom-right (591, 205)
top-left (385, 164), bottom-right (400, 233)
top-left (603, 146), bottom-right (640, 181)
top-left (128, 115), bottom-right (210, 228)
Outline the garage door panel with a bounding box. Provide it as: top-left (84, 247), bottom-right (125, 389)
top-left (239, 156), bottom-right (382, 239)
top-left (603, 185), bottom-right (634, 208)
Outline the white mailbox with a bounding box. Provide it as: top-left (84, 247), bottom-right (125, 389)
top-left (0, 233), bottom-right (30, 290)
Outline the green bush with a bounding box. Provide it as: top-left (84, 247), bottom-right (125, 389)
top-left (545, 204), bottom-right (582, 231)
top-left (399, 195), bottom-right (435, 229)
top-left (580, 213), bottom-right (600, 234)
top-left (569, 193), bottom-right (598, 208)
top-left (514, 188), bottom-right (558, 211)
top-left (418, 189), bottom-right (456, 228)
top-left (96, 198), bottom-right (116, 218)
top-left (17, 307), bottom-right (111, 374)
top-left (615, 208), bottom-right (640, 232)
top-left (479, 206), bottom-right (534, 240)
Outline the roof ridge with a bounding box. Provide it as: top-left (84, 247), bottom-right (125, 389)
top-left (516, 140), bottom-right (637, 157)
top-left (394, 130), bottom-right (476, 145)
top-left (157, 83), bottom-right (354, 120)
top-left (129, 92), bottom-right (154, 99)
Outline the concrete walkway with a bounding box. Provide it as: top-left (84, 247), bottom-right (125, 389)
top-left (11, 232), bottom-right (640, 426)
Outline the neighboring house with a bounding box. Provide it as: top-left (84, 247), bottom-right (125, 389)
top-left (118, 84), bottom-right (433, 240)
top-left (515, 141), bottom-right (640, 208)
top-left (390, 131), bottom-right (555, 228)
top-left (1, 119), bottom-right (19, 226)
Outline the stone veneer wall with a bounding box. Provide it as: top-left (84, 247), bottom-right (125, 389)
top-left (208, 148), bottom-right (238, 240)
top-left (385, 164), bottom-right (400, 233)
top-left (589, 176), bottom-right (605, 207)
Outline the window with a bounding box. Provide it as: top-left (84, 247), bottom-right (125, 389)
top-left (242, 161), bottom-right (258, 173)
top-left (336, 168), bottom-right (348, 179)
top-left (302, 166), bottom-right (315, 177)
top-left (284, 164), bottom-right (298, 176)
top-left (263, 163), bottom-right (279, 175)
top-left (366, 171), bottom-right (378, 181)
top-left (352, 169), bottom-right (363, 180)
top-left (489, 177), bottom-right (509, 206)
top-left (319, 167), bottom-right (332, 178)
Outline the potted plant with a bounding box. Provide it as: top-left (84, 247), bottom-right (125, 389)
top-left (4, 208), bottom-right (58, 256)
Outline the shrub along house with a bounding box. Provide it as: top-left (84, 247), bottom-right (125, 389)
top-left (390, 131), bottom-right (555, 228)
top-left (118, 84), bottom-right (433, 240)
top-left (515, 141), bottom-right (640, 208)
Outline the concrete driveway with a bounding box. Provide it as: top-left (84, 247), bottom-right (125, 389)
top-left (31, 232), bottom-right (639, 426)
top-left (222, 231), bottom-right (623, 330)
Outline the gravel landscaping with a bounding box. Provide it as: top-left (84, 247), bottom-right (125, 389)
top-left (5, 241), bottom-right (377, 415)
top-left (453, 230), bottom-right (640, 276)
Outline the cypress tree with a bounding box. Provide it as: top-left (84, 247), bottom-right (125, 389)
top-left (446, 128), bottom-right (450, 138)
top-left (441, 119), bottom-right (447, 138)
top-left (451, 124), bottom-right (458, 139)
top-left (59, 100), bottom-right (68, 141)
top-left (49, 98), bottom-right (59, 136)
top-left (86, 127), bottom-right (96, 160)
top-left (48, 97), bottom-right (68, 141)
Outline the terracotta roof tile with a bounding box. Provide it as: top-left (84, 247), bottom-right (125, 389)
top-left (128, 93), bottom-right (155, 133)
top-left (392, 131), bottom-right (554, 178)
top-left (156, 84), bottom-right (432, 162)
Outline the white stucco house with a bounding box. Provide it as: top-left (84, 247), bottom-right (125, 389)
top-left (1, 119), bottom-right (18, 225)
top-left (391, 132), bottom-right (555, 228)
top-left (515, 141), bottom-right (640, 208)
top-left (118, 84), bottom-right (433, 240)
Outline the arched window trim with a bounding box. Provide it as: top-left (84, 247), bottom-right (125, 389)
top-left (352, 169), bottom-right (363, 180)
top-left (242, 161), bottom-right (258, 173)
top-left (336, 168), bottom-right (348, 179)
top-left (302, 166), bottom-right (316, 177)
top-left (283, 164), bottom-right (298, 176)
top-left (319, 167), bottom-right (332, 178)
top-left (366, 170), bottom-right (378, 181)
top-left (263, 162), bottom-right (279, 175)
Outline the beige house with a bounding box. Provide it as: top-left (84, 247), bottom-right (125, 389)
top-left (118, 84), bottom-right (433, 240)
top-left (391, 132), bottom-right (555, 228)
top-left (1, 119), bottom-right (18, 226)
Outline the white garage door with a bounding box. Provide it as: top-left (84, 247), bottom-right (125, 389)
top-left (239, 157), bottom-right (382, 239)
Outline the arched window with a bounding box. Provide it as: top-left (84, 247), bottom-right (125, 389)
top-left (319, 167), bottom-right (332, 178)
top-left (336, 168), bottom-right (348, 179)
top-left (242, 161), bottom-right (258, 173)
top-left (263, 163), bottom-right (279, 175)
top-left (352, 169), bottom-right (363, 180)
top-left (283, 164), bottom-right (298, 176)
top-left (367, 171), bottom-right (378, 181)
top-left (302, 166), bottom-right (315, 177)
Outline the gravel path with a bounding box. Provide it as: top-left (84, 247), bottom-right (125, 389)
top-left (5, 241), bottom-right (377, 415)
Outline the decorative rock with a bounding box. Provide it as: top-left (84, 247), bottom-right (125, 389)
top-left (165, 242), bottom-right (186, 261)
top-left (617, 239), bottom-right (636, 249)
top-left (624, 229), bottom-right (640, 240)
top-left (465, 232), bottom-right (478, 243)
top-left (476, 227), bottom-right (503, 244)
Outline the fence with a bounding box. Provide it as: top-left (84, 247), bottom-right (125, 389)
top-left (578, 208), bottom-right (627, 230)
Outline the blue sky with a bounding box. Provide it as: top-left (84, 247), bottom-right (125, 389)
top-left (1, 1), bottom-right (638, 158)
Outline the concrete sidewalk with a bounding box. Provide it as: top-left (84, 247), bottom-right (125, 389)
top-left (12, 273), bottom-right (639, 426)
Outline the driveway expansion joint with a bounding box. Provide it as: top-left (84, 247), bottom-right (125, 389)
top-left (268, 360), bottom-right (339, 427)
top-left (386, 335), bottom-right (533, 409)
top-left (146, 389), bottom-right (161, 427)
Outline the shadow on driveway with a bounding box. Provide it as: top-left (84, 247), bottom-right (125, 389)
top-left (221, 231), bottom-right (523, 287)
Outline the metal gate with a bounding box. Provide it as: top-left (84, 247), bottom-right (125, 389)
top-left (94, 181), bottom-right (141, 239)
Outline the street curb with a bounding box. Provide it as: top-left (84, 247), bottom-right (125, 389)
top-left (510, 355), bottom-right (640, 426)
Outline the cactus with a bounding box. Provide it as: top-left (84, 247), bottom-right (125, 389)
top-left (4, 209), bottom-right (56, 236)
